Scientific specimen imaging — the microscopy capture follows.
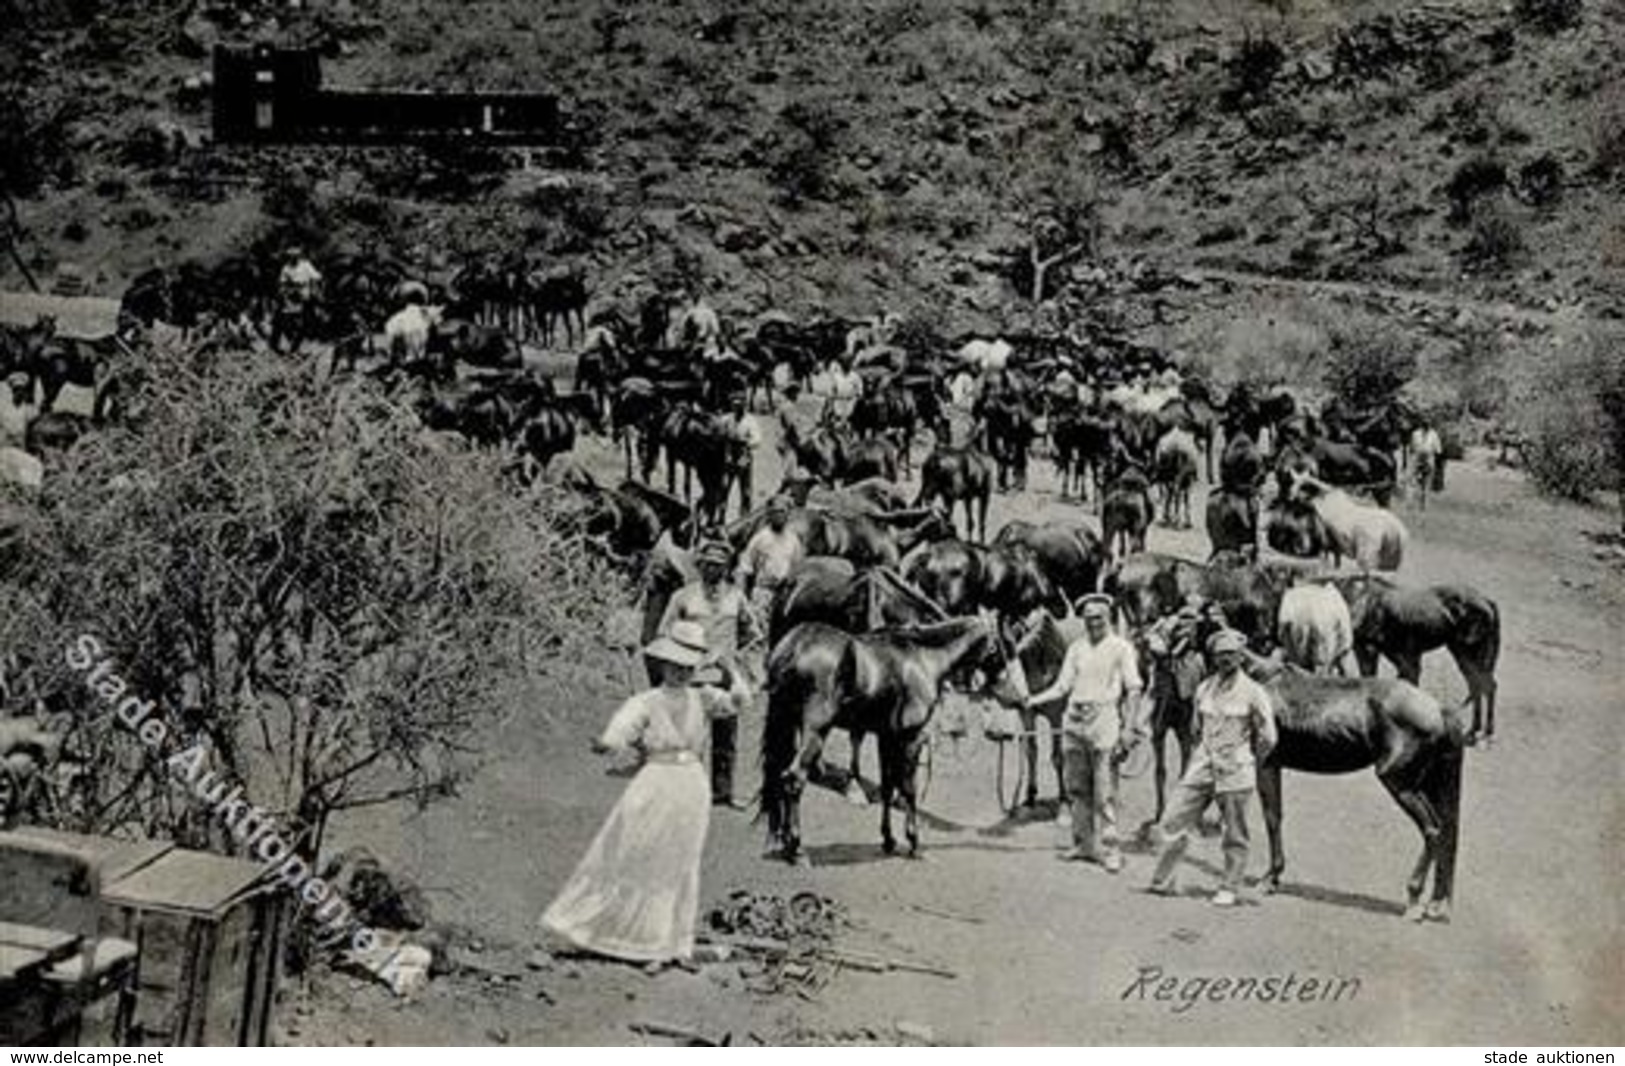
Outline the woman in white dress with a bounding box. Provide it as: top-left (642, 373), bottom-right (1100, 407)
top-left (540, 620), bottom-right (749, 964)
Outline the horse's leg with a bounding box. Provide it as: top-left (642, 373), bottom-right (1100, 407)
top-left (1424, 745), bottom-right (1464, 921)
top-left (783, 724), bottom-right (834, 862)
top-left (1049, 717), bottom-right (1067, 807)
top-left (1455, 647), bottom-right (1498, 743)
top-left (1150, 722), bottom-right (1170, 830)
top-left (1378, 767), bottom-right (1441, 922)
top-left (878, 732), bottom-right (901, 856)
top-left (1020, 708), bottom-right (1039, 808)
top-left (901, 729), bottom-right (929, 857)
top-left (845, 729), bottom-right (868, 805)
top-left (1256, 761), bottom-right (1285, 893)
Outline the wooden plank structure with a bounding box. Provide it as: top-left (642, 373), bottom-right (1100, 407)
top-left (3, 828), bottom-right (289, 1046)
top-left (0, 835), bottom-right (138, 1046)
top-left (213, 44), bottom-right (562, 144)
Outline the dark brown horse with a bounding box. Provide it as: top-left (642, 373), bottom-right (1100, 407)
top-left (729, 505), bottom-right (952, 570)
top-left (1140, 613), bottom-right (1202, 827)
top-left (1101, 466), bottom-right (1156, 558)
top-left (915, 444), bottom-right (994, 542)
top-left (992, 520), bottom-right (1110, 606)
top-left (760, 615), bottom-right (1023, 861)
top-left (1050, 406), bottom-right (1117, 502)
top-left (1247, 656), bottom-right (1467, 922)
top-left (1328, 578), bottom-right (1502, 745)
top-left (1002, 610), bottom-right (1081, 809)
top-left (769, 557), bottom-right (949, 800)
top-left (903, 538), bottom-right (1057, 619)
top-left (1205, 486), bottom-right (1259, 559)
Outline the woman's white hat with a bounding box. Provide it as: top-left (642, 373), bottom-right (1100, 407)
top-left (644, 620), bottom-right (710, 667)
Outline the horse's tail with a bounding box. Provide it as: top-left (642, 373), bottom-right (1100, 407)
top-left (758, 643), bottom-right (802, 840)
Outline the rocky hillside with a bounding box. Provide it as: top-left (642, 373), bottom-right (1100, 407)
top-left (3, 0), bottom-right (1622, 337)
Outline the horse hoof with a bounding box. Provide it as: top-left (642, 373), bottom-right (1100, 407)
top-left (1404, 902), bottom-right (1427, 923)
top-left (882, 837), bottom-right (897, 856)
top-left (1261, 878), bottom-right (1281, 896)
top-left (1424, 900), bottom-right (1452, 924)
top-left (1463, 731), bottom-right (1478, 747)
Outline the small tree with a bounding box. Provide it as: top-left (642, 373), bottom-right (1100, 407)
top-left (1446, 156), bottom-right (1507, 223)
top-left (0, 340), bottom-right (618, 865)
top-left (1322, 320), bottom-right (1418, 411)
top-left (1461, 203), bottom-right (1526, 274)
top-left (766, 99), bottom-right (848, 205)
top-left (1007, 141), bottom-right (1101, 305)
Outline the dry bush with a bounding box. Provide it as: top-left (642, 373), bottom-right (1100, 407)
top-left (1593, 88), bottom-right (1625, 178)
top-left (1322, 319), bottom-right (1419, 410)
top-left (766, 99), bottom-right (848, 206)
top-left (1461, 203), bottom-right (1526, 274)
top-left (1228, 32), bottom-right (1287, 107)
top-left (1434, 320), bottom-right (1512, 419)
top-left (1517, 154), bottom-right (1565, 207)
top-left (1207, 314), bottom-right (1326, 389)
top-left (1516, 0), bottom-right (1583, 32)
top-left (1445, 156), bottom-right (1507, 223)
top-left (0, 339), bottom-right (619, 860)
top-left (1518, 331), bottom-right (1625, 507)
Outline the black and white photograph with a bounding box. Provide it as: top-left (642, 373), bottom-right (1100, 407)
top-left (0, 0), bottom-right (1621, 1049)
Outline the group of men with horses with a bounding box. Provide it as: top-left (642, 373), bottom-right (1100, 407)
top-left (573, 302), bottom-right (1478, 924)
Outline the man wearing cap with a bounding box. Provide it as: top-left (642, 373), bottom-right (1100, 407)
top-left (1149, 628), bottom-right (1277, 907)
top-left (738, 497), bottom-right (804, 626)
top-left (659, 540), bottom-right (762, 808)
top-left (1025, 593), bottom-right (1145, 872)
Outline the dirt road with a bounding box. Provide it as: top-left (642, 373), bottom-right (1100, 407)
top-left (308, 407), bottom-right (1622, 1046)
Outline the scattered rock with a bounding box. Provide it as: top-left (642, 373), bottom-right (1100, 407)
top-left (322, 846), bottom-right (433, 931)
top-left (175, 12), bottom-right (220, 58)
top-left (894, 1020), bottom-right (936, 1043)
top-left (716, 223), bottom-right (767, 253)
top-left (1299, 53), bottom-right (1334, 82)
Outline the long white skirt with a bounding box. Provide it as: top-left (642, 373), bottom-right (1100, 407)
top-left (540, 758), bottom-right (710, 962)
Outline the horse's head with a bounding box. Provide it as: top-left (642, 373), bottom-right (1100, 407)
top-left (1285, 467), bottom-right (1330, 505)
top-left (949, 612), bottom-right (1029, 709)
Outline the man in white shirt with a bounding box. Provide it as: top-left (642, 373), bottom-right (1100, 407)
top-left (1410, 420), bottom-right (1444, 497)
top-left (658, 541), bottom-right (762, 808)
top-left (279, 247), bottom-right (322, 304)
top-left (725, 394), bottom-right (762, 518)
top-left (738, 496), bottom-right (804, 626)
top-left (1025, 594), bottom-right (1145, 872)
top-left (1149, 628), bottom-right (1277, 906)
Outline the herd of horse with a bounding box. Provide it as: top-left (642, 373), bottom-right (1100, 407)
top-left (571, 323), bottom-right (1482, 925)
top-left (2, 253), bottom-right (1491, 924)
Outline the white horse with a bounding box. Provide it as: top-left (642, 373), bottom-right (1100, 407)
top-left (1289, 471), bottom-right (1407, 572)
top-left (384, 303), bottom-right (442, 364)
top-left (1277, 584), bottom-right (1357, 675)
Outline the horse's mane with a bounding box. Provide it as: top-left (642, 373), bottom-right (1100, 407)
top-left (869, 615), bottom-right (986, 646)
top-left (862, 567), bottom-right (949, 622)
